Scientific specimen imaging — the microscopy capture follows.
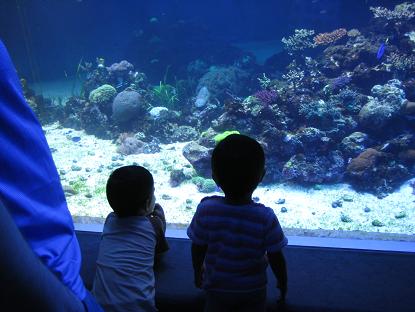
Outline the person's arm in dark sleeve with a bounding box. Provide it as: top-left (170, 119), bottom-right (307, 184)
top-left (191, 243), bottom-right (207, 289)
top-left (268, 250), bottom-right (288, 302)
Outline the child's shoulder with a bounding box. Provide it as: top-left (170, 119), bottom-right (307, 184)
top-left (198, 195), bottom-right (225, 209)
top-left (251, 202), bottom-right (277, 218)
top-left (200, 195), bottom-right (223, 203)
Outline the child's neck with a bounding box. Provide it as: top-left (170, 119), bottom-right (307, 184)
top-left (224, 194), bottom-right (253, 205)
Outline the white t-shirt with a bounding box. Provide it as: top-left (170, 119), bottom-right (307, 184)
top-left (92, 212), bottom-right (157, 312)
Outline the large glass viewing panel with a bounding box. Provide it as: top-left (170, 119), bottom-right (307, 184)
top-left (1, 0), bottom-right (414, 241)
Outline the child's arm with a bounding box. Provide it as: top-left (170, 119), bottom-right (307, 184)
top-left (148, 204), bottom-right (169, 254)
top-left (191, 243), bottom-right (207, 288)
top-left (152, 203), bottom-right (166, 232)
top-left (268, 250), bottom-right (287, 302)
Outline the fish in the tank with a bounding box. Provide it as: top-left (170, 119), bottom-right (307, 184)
top-left (1, 0), bottom-right (414, 240)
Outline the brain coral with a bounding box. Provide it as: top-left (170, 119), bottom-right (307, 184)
top-left (112, 90), bottom-right (145, 124)
top-left (89, 84), bottom-right (117, 105)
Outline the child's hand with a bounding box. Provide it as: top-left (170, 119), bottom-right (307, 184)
top-left (153, 203), bottom-right (163, 212)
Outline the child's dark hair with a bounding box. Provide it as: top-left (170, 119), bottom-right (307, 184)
top-left (106, 165), bottom-right (154, 217)
top-left (211, 134), bottom-right (265, 198)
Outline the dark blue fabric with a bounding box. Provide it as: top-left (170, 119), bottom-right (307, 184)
top-left (0, 39), bottom-right (86, 300)
top-left (204, 288), bottom-right (267, 312)
top-left (82, 290), bottom-right (105, 312)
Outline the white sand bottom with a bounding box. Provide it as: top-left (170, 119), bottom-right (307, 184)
top-left (43, 123), bottom-right (415, 241)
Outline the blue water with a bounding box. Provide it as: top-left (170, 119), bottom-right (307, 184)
top-left (0, 0), bottom-right (402, 83)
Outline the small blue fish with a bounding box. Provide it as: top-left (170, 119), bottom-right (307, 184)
top-left (376, 38), bottom-right (389, 61)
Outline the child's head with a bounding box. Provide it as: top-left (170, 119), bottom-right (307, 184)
top-left (211, 134), bottom-right (265, 199)
top-left (106, 165), bottom-right (155, 217)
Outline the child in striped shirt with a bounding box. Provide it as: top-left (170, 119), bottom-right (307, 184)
top-left (187, 134), bottom-right (288, 312)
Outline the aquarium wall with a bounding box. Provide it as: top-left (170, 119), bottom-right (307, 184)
top-left (1, 0), bottom-right (414, 240)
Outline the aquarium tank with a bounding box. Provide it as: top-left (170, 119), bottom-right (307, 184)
top-left (1, 0), bottom-right (414, 241)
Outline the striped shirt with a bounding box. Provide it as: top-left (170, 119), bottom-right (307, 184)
top-left (187, 196), bottom-right (287, 292)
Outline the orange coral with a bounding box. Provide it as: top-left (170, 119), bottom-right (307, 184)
top-left (313, 28), bottom-right (347, 45)
top-left (346, 148), bottom-right (384, 177)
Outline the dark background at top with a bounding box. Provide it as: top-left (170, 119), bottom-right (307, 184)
top-left (0, 0), bottom-right (403, 82)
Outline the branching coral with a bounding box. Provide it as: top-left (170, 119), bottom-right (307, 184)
top-left (257, 73), bottom-right (272, 89)
top-left (282, 69), bottom-right (305, 89)
top-left (314, 28), bottom-right (347, 45)
top-left (281, 29), bottom-right (316, 54)
top-left (347, 29), bottom-right (361, 37)
top-left (386, 52), bottom-right (415, 71)
top-left (370, 2), bottom-right (415, 21)
top-left (253, 90), bottom-right (278, 105)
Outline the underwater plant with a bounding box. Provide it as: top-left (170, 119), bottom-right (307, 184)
top-left (69, 178), bottom-right (88, 194)
top-left (152, 81), bottom-right (179, 109)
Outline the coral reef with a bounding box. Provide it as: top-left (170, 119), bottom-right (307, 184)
top-left (116, 133), bottom-right (145, 155)
top-left (314, 28), bottom-right (347, 45)
top-left (196, 66), bottom-right (250, 102)
top-left (346, 148), bottom-right (411, 197)
top-left (282, 151), bottom-right (345, 184)
top-left (253, 89), bottom-right (278, 105)
top-left (182, 142), bottom-right (212, 178)
top-left (115, 132), bottom-right (161, 155)
top-left (192, 177), bottom-right (217, 193)
top-left (281, 29), bottom-right (316, 54)
top-left (340, 132), bottom-right (372, 158)
top-left (80, 104), bottom-right (111, 138)
top-left (34, 1), bottom-right (415, 198)
top-left (195, 86), bottom-right (210, 108)
top-left (89, 84), bottom-right (117, 105)
top-left (358, 80), bottom-right (406, 131)
top-left (107, 60), bottom-right (134, 88)
top-left (299, 99), bottom-right (343, 130)
top-left (370, 2), bottom-right (415, 21)
top-left (386, 52), bottom-right (415, 74)
top-left (282, 69), bottom-right (305, 89)
top-left (112, 90), bottom-right (146, 125)
top-left (171, 126), bottom-right (199, 142)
